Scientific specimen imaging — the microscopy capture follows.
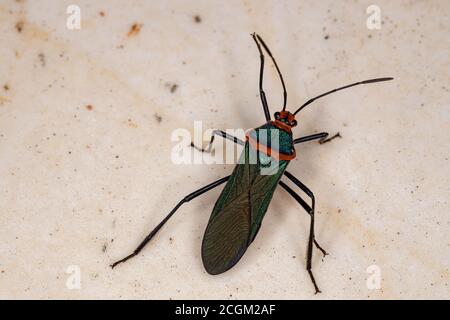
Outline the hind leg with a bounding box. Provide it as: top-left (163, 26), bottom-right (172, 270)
top-left (283, 171), bottom-right (325, 294)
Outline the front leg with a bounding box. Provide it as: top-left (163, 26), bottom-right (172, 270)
top-left (294, 132), bottom-right (341, 145)
top-left (191, 129), bottom-right (244, 153)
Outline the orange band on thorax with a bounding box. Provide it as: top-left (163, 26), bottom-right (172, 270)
top-left (245, 129), bottom-right (296, 161)
top-left (270, 120), bottom-right (293, 133)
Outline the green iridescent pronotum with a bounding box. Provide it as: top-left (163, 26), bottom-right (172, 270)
top-left (111, 33), bottom-right (393, 294)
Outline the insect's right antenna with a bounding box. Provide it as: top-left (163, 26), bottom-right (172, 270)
top-left (293, 77), bottom-right (394, 115)
top-left (254, 34), bottom-right (288, 111)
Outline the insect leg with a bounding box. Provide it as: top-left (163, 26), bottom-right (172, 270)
top-left (110, 175), bottom-right (230, 269)
top-left (191, 129), bottom-right (244, 153)
top-left (251, 33), bottom-right (271, 121)
top-left (283, 171), bottom-right (324, 294)
top-left (279, 181), bottom-right (328, 256)
top-left (293, 132), bottom-right (341, 145)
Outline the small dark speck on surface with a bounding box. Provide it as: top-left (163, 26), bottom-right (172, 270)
top-left (85, 104), bottom-right (93, 111)
top-left (15, 20), bottom-right (24, 33)
top-left (154, 113), bottom-right (162, 123)
top-left (99, 11), bottom-right (105, 17)
top-left (194, 15), bottom-right (202, 23)
top-left (324, 34), bottom-right (329, 40)
top-left (170, 84), bottom-right (178, 93)
top-left (3, 84), bottom-right (9, 91)
top-left (115, 155), bottom-right (119, 159)
top-left (38, 53), bottom-right (46, 66)
top-left (102, 243), bottom-right (107, 253)
top-left (127, 23), bottom-right (142, 37)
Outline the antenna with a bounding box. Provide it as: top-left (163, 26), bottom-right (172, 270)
top-left (254, 34), bottom-right (288, 111)
top-left (293, 77), bottom-right (394, 115)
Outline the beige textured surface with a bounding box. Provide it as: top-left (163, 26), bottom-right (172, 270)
top-left (0, 0), bottom-right (448, 299)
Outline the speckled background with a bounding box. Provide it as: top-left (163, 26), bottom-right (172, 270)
top-left (0, 0), bottom-right (448, 299)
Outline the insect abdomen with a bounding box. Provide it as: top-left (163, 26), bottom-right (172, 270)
top-left (201, 142), bottom-right (288, 275)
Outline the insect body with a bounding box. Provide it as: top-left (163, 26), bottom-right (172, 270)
top-left (111, 33), bottom-right (393, 294)
top-left (202, 116), bottom-right (295, 275)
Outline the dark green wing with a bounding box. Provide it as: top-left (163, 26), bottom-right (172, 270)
top-left (201, 142), bottom-right (288, 275)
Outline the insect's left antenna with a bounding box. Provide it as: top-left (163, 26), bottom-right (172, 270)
top-left (255, 34), bottom-right (288, 111)
top-left (293, 77), bottom-right (394, 115)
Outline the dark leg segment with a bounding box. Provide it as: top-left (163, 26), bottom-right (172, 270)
top-left (283, 170), bottom-right (324, 294)
top-left (294, 132), bottom-right (328, 144)
top-left (319, 132), bottom-right (341, 144)
top-left (251, 33), bottom-right (271, 121)
top-left (279, 181), bottom-right (328, 257)
top-left (190, 130), bottom-right (244, 153)
top-left (294, 132), bottom-right (341, 145)
top-left (111, 175), bottom-right (230, 269)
